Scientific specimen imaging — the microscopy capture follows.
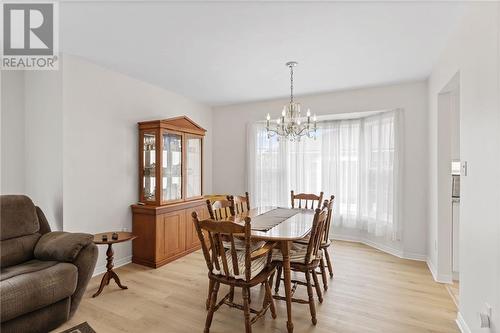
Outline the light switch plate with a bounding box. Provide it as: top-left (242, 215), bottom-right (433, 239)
top-left (461, 161), bottom-right (468, 176)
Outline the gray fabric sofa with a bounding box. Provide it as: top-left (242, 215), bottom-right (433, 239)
top-left (0, 195), bottom-right (98, 333)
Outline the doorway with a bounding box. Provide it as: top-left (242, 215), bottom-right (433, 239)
top-left (437, 72), bottom-right (460, 306)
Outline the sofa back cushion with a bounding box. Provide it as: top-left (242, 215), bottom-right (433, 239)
top-left (0, 195), bottom-right (41, 267)
top-left (1, 195), bottom-right (40, 240)
top-left (1, 234), bottom-right (41, 268)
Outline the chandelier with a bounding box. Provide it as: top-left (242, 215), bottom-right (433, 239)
top-left (265, 61), bottom-right (317, 141)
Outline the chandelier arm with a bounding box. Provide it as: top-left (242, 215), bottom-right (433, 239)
top-left (296, 127), bottom-right (307, 136)
top-left (266, 128), bottom-right (280, 135)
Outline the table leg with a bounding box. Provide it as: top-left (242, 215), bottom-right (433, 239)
top-left (92, 271), bottom-right (110, 298)
top-left (92, 243), bottom-right (127, 297)
top-left (281, 240), bottom-right (294, 333)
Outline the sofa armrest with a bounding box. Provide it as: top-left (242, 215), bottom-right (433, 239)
top-left (69, 242), bottom-right (98, 317)
top-left (34, 232), bottom-right (94, 262)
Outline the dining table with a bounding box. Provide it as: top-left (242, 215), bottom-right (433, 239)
top-left (228, 206), bottom-right (315, 333)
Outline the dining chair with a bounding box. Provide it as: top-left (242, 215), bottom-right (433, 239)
top-left (321, 195), bottom-right (335, 279)
top-left (228, 192), bottom-right (251, 215)
top-left (290, 190), bottom-right (324, 210)
top-left (192, 212), bottom-right (277, 333)
top-left (205, 196), bottom-right (265, 307)
top-left (270, 206), bottom-right (328, 325)
top-left (206, 198), bottom-right (233, 220)
top-left (294, 195), bottom-right (335, 291)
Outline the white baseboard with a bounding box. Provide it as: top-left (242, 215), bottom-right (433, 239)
top-left (456, 312), bottom-right (472, 333)
top-left (92, 255), bottom-right (132, 277)
top-left (401, 250), bottom-right (428, 262)
top-left (426, 258), bottom-right (453, 284)
top-left (331, 235), bottom-right (426, 262)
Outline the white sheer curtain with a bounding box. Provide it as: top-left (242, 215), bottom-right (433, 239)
top-left (247, 110), bottom-right (401, 240)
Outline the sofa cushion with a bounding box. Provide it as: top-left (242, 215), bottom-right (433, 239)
top-left (0, 261), bottom-right (77, 322)
top-left (0, 234), bottom-right (41, 268)
top-left (0, 195), bottom-right (39, 241)
top-left (0, 259), bottom-right (58, 281)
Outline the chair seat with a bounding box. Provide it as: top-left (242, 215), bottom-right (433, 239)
top-left (211, 249), bottom-right (268, 280)
top-left (294, 235), bottom-right (331, 247)
top-left (223, 239), bottom-right (266, 252)
top-left (0, 260), bottom-right (77, 322)
top-left (272, 243), bottom-right (321, 264)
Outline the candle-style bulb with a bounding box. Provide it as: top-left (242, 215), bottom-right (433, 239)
top-left (313, 114), bottom-right (317, 122)
top-left (277, 118), bottom-right (281, 124)
top-left (307, 109), bottom-right (311, 117)
top-left (282, 108), bottom-right (286, 117)
top-left (266, 113), bottom-right (271, 121)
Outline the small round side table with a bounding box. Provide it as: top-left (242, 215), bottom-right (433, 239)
top-left (92, 231), bottom-right (137, 298)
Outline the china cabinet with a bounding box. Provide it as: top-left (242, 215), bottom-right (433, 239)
top-left (131, 116), bottom-right (208, 268)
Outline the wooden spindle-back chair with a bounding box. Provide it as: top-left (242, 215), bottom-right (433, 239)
top-left (205, 198), bottom-right (234, 307)
top-left (290, 190), bottom-right (324, 210)
top-left (206, 198), bottom-right (233, 221)
top-left (205, 194), bottom-right (262, 306)
top-left (321, 195), bottom-right (335, 278)
top-left (271, 206), bottom-right (328, 325)
top-left (228, 192), bottom-right (251, 215)
top-left (293, 195), bottom-right (335, 291)
top-left (192, 212), bottom-right (277, 333)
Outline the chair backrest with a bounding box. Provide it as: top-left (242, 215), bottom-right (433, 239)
top-left (322, 195), bottom-right (335, 244)
top-left (192, 212), bottom-right (253, 282)
top-left (206, 199), bottom-right (233, 221)
top-left (304, 206), bottom-right (329, 264)
top-left (228, 192), bottom-right (250, 215)
top-left (290, 190), bottom-right (324, 210)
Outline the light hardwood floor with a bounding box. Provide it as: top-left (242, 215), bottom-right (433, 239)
top-left (446, 281), bottom-right (460, 308)
top-left (57, 241), bottom-right (459, 333)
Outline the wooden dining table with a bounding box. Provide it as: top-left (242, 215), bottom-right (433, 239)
top-left (228, 206), bottom-right (315, 333)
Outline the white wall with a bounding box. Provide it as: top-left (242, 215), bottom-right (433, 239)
top-left (213, 81), bottom-right (429, 259)
top-left (62, 55), bottom-right (213, 272)
top-left (1, 70), bottom-right (63, 231)
top-left (1, 71), bottom-right (26, 194)
top-left (428, 2), bottom-right (500, 331)
top-left (24, 70), bottom-right (63, 231)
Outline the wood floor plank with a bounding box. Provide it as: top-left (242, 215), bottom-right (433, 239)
top-left (55, 241), bottom-right (459, 333)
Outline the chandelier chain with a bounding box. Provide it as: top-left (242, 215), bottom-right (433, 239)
top-left (290, 64), bottom-right (294, 104)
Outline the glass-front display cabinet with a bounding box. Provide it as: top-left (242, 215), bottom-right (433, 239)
top-left (138, 117), bottom-right (205, 206)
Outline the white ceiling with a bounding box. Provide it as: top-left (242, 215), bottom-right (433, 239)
top-left (60, 1), bottom-right (464, 106)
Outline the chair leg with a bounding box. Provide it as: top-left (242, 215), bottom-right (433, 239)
top-left (229, 286), bottom-right (235, 303)
top-left (312, 269), bottom-right (323, 303)
top-left (274, 265), bottom-right (282, 293)
top-left (324, 247), bottom-right (334, 278)
top-left (305, 271), bottom-right (317, 325)
top-left (206, 279), bottom-right (215, 310)
top-left (204, 281), bottom-right (220, 333)
top-left (242, 287), bottom-right (252, 333)
top-left (265, 280), bottom-right (277, 319)
top-left (269, 270), bottom-right (275, 290)
top-left (319, 255), bottom-right (328, 291)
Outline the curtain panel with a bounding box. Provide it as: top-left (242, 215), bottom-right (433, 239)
top-left (247, 110), bottom-right (402, 241)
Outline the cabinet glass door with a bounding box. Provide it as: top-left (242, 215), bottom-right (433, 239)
top-left (186, 136), bottom-right (202, 198)
top-left (162, 132), bottom-right (182, 202)
top-left (142, 132), bottom-right (156, 202)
